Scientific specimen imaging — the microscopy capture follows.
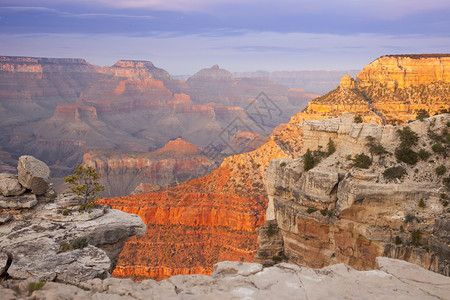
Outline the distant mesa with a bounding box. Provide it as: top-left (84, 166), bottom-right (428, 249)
top-left (187, 65), bottom-right (234, 82)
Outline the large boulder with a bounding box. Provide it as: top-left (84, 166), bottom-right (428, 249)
top-left (17, 156), bottom-right (50, 195)
top-left (0, 173), bottom-right (25, 196)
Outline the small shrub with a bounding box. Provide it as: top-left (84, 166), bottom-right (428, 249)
top-left (365, 136), bottom-right (388, 156)
top-left (395, 236), bottom-right (402, 245)
top-left (411, 230), bottom-right (422, 247)
top-left (58, 243), bottom-right (73, 253)
top-left (443, 201), bottom-right (449, 207)
top-left (415, 109), bottom-right (430, 121)
top-left (400, 225), bottom-right (404, 232)
top-left (306, 208), bottom-right (317, 214)
top-left (320, 209), bottom-right (328, 216)
top-left (345, 154), bottom-right (351, 160)
top-left (354, 115), bottom-right (363, 123)
top-left (431, 143), bottom-right (445, 153)
top-left (62, 209), bottom-right (69, 216)
top-left (404, 214), bottom-right (416, 223)
top-left (327, 138), bottom-right (336, 156)
top-left (436, 165), bottom-right (447, 175)
top-left (280, 162), bottom-right (286, 167)
top-left (418, 149), bottom-right (431, 161)
top-left (418, 198), bottom-right (425, 208)
top-left (71, 236), bottom-right (88, 249)
top-left (267, 222), bottom-right (276, 237)
top-left (352, 153), bottom-right (372, 169)
top-left (383, 166), bottom-right (407, 181)
top-left (27, 281), bottom-right (46, 294)
top-left (443, 177), bottom-right (450, 188)
top-left (395, 147), bottom-right (418, 165)
top-left (304, 149), bottom-right (315, 171)
top-left (397, 127), bottom-right (419, 148)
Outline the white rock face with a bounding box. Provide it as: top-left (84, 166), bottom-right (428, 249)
top-left (17, 155), bottom-right (51, 195)
top-left (0, 173), bottom-right (25, 196)
top-left (0, 155), bottom-right (147, 284)
top-left (3, 258), bottom-right (448, 300)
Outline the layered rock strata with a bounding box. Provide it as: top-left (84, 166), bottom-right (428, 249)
top-left (0, 156), bottom-right (146, 283)
top-left (83, 138), bottom-right (217, 197)
top-left (295, 54), bottom-right (450, 125)
top-left (260, 114), bottom-right (450, 275)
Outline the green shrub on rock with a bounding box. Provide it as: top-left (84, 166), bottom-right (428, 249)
top-left (383, 166), bottom-right (407, 181)
top-left (352, 153), bottom-right (372, 169)
top-left (436, 165), bottom-right (447, 176)
top-left (395, 147), bottom-right (418, 165)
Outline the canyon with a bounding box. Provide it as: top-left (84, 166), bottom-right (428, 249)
top-left (101, 54), bottom-right (450, 280)
top-left (0, 56), bottom-right (314, 182)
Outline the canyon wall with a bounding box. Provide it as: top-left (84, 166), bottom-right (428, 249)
top-left (83, 138), bottom-right (217, 197)
top-left (102, 54), bottom-right (450, 280)
top-left (260, 114), bottom-right (449, 275)
top-left (294, 54), bottom-right (450, 125)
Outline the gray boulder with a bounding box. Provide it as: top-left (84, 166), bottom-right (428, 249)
top-left (17, 156), bottom-right (50, 195)
top-left (0, 173), bottom-right (25, 196)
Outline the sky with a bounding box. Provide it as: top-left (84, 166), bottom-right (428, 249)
top-left (0, 0), bottom-right (449, 74)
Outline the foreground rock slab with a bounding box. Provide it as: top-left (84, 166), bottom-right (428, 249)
top-left (1, 258), bottom-right (448, 299)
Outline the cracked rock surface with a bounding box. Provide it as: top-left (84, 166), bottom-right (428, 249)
top-left (2, 257), bottom-right (449, 299)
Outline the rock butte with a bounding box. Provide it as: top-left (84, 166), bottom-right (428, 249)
top-left (101, 54), bottom-right (450, 281)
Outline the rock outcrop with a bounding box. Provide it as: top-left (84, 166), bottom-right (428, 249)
top-left (294, 54), bottom-right (450, 125)
top-left (0, 156), bottom-right (146, 284)
top-left (1, 258), bottom-right (449, 299)
top-left (260, 114), bottom-right (450, 276)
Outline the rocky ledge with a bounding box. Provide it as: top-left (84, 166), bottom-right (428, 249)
top-left (1, 257), bottom-right (449, 299)
top-left (0, 156), bottom-right (146, 284)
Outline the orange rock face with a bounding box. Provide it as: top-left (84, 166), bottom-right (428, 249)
top-left (357, 54), bottom-right (450, 89)
top-left (102, 54), bottom-right (450, 281)
top-left (294, 54), bottom-right (450, 125)
top-left (100, 124), bottom-right (303, 280)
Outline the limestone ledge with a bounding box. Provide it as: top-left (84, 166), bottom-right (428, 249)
top-left (1, 258), bottom-right (449, 299)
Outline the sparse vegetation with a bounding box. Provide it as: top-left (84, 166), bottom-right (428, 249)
top-left (303, 149), bottom-right (315, 171)
top-left (395, 127), bottom-right (419, 165)
top-left (431, 143), bottom-right (445, 153)
top-left (411, 230), bottom-right (422, 247)
top-left (65, 164), bottom-right (105, 209)
top-left (397, 127), bottom-right (419, 148)
top-left (395, 147), bottom-right (418, 165)
top-left (280, 162), bottom-right (286, 167)
top-left (27, 281), bottom-right (46, 294)
top-left (58, 236), bottom-right (89, 253)
top-left (352, 153), bottom-right (372, 169)
top-left (418, 198), bottom-right (425, 208)
top-left (306, 208), bottom-right (317, 214)
top-left (436, 165), bottom-right (447, 176)
top-left (327, 138), bottom-right (336, 156)
top-left (267, 222), bottom-right (276, 237)
top-left (418, 149), bottom-right (431, 161)
top-left (383, 166), bottom-right (407, 181)
top-left (365, 136), bottom-right (388, 157)
top-left (354, 115), bottom-right (363, 123)
top-left (415, 109), bottom-right (430, 121)
top-left (404, 214), bottom-right (416, 223)
top-left (395, 236), bottom-right (402, 245)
